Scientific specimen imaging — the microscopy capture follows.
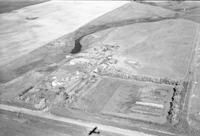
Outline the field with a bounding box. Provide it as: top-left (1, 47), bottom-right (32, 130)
top-left (0, 0), bottom-right (48, 13)
top-left (1, 1), bottom-right (200, 136)
top-left (70, 77), bottom-right (174, 124)
top-left (82, 19), bottom-right (198, 81)
top-left (0, 1), bottom-right (127, 83)
top-left (0, 109), bottom-right (123, 136)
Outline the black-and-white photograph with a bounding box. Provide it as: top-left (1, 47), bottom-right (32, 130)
top-left (0, 0), bottom-right (200, 136)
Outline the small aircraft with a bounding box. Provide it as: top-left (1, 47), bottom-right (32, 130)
top-left (88, 126), bottom-right (100, 135)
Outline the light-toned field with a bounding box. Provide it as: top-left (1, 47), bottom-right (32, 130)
top-left (0, 1), bottom-right (128, 83)
top-left (0, 1), bottom-right (127, 67)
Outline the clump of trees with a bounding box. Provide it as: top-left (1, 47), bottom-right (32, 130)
top-left (167, 84), bottom-right (184, 126)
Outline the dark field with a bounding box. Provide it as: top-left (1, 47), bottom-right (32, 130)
top-left (0, 0), bottom-right (48, 14)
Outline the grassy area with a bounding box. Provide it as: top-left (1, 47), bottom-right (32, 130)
top-left (0, 0), bottom-right (49, 13)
